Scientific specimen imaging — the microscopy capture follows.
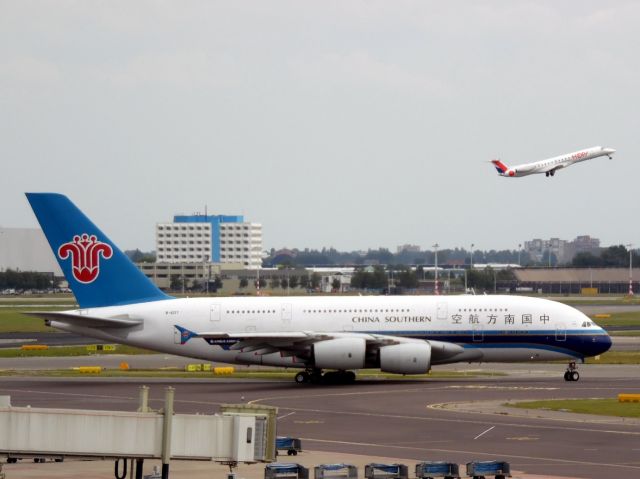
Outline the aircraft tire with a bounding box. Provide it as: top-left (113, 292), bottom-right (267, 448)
top-left (295, 372), bottom-right (309, 384)
top-left (571, 371), bottom-right (580, 381)
top-left (564, 371), bottom-right (570, 381)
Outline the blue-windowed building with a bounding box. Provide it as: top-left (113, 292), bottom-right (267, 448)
top-left (156, 213), bottom-right (262, 268)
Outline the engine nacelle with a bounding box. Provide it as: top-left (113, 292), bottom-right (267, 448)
top-left (313, 337), bottom-right (366, 370)
top-left (379, 342), bottom-right (431, 374)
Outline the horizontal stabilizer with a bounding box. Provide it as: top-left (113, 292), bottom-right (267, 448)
top-left (24, 311), bottom-right (143, 329)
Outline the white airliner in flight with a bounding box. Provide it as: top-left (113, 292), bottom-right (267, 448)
top-left (492, 146), bottom-right (616, 178)
top-left (25, 194), bottom-right (611, 384)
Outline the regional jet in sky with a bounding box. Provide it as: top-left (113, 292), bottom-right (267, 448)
top-left (491, 146), bottom-right (616, 178)
top-left (26, 193), bottom-right (611, 384)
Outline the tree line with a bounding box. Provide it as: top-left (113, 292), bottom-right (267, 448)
top-left (0, 270), bottom-right (56, 290)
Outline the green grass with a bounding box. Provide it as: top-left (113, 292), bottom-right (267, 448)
top-left (0, 306), bottom-right (77, 333)
top-left (586, 351), bottom-right (640, 364)
top-left (0, 367), bottom-right (501, 380)
top-left (506, 398), bottom-right (640, 418)
top-left (590, 311), bottom-right (640, 328)
top-left (0, 345), bottom-right (153, 358)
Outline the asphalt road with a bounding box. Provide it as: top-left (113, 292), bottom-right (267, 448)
top-left (0, 368), bottom-right (639, 479)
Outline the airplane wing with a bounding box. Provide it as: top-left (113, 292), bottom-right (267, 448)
top-left (25, 311), bottom-right (143, 329)
top-left (176, 326), bottom-right (467, 362)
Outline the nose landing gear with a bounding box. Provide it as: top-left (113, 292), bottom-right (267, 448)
top-left (564, 361), bottom-right (580, 381)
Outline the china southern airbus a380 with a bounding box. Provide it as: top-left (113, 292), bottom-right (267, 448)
top-left (491, 146), bottom-right (616, 178)
top-left (25, 193), bottom-right (611, 384)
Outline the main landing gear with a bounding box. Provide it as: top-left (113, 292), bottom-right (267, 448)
top-left (545, 170), bottom-right (555, 177)
top-left (294, 369), bottom-right (356, 385)
top-left (564, 361), bottom-right (580, 382)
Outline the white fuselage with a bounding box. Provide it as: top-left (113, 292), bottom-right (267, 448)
top-left (499, 146), bottom-right (615, 177)
top-left (49, 295), bottom-right (609, 368)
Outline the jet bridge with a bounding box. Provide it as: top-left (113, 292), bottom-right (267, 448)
top-left (0, 388), bottom-right (277, 478)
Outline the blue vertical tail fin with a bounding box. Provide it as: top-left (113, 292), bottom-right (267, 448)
top-left (26, 193), bottom-right (172, 308)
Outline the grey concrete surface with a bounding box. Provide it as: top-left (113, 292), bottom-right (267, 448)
top-left (0, 370), bottom-right (639, 479)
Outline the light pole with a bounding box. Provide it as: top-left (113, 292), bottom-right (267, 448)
top-left (470, 243), bottom-right (475, 269)
top-left (433, 243), bottom-right (439, 295)
top-left (627, 243), bottom-right (634, 296)
top-left (518, 243), bottom-right (522, 267)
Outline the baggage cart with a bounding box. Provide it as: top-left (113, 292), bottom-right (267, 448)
top-left (415, 461), bottom-right (460, 479)
top-left (314, 464), bottom-right (358, 479)
top-left (465, 461), bottom-right (511, 479)
top-left (365, 463), bottom-right (408, 479)
top-left (276, 436), bottom-right (303, 456)
top-left (265, 463), bottom-right (309, 479)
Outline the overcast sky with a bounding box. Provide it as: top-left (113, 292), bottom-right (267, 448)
top-left (2, 1), bottom-right (639, 253)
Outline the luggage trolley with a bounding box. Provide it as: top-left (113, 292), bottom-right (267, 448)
top-left (415, 461), bottom-right (460, 479)
top-left (265, 463), bottom-right (310, 479)
top-left (314, 464), bottom-right (358, 479)
top-left (276, 436), bottom-right (303, 456)
top-left (465, 461), bottom-right (511, 479)
top-left (365, 463), bottom-right (408, 479)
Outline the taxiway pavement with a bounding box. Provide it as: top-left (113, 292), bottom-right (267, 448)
top-left (0, 367), bottom-right (639, 479)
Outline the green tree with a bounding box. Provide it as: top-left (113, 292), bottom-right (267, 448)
top-left (280, 277), bottom-right (289, 289)
top-left (288, 275), bottom-right (299, 289)
top-left (270, 277), bottom-right (280, 289)
top-left (397, 270), bottom-right (418, 289)
top-left (299, 275), bottom-right (310, 290)
top-left (170, 275), bottom-right (183, 291)
top-left (239, 277), bottom-right (248, 289)
top-left (310, 272), bottom-right (321, 289)
top-left (331, 278), bottom-right (341, 291)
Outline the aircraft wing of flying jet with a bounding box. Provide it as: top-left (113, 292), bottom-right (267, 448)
top-left (25, 193), bottom-right (611, 385)
top-left (491, 146), bottom-right (616, 178)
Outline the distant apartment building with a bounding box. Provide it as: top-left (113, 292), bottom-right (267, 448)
top-left (397, 244), bottom-right (422, 254)
top-left (155, 213), bottom-right (262, 269)
top-left (524, 235), bottom-right (601, 264)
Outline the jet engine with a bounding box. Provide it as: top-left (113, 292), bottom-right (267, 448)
top-left (507, 169), bottom-right (516, 177)
top-left (313, 337), bottom-right (366, 370)
top-left (379, 342), bottom-right (431, 374)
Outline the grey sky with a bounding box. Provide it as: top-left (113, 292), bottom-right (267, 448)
top-left (2, 1), bottom-right (639, 253)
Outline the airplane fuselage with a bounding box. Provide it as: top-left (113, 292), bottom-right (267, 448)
top-left (49, 295), bottom-right (610, 368)
top-left (494, 146), bottom-right (616, 178)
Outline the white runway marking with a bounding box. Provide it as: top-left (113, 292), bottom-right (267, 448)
top-left (277, 412), bottom-right (296, 420)
top-left (473, 425), bottom-right (495, 440)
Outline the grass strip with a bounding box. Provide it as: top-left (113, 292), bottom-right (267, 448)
top-left (0, 368), bottom-right (502, 380)
top-left (590, 311), bottom-right (640, 328)
top-left (585, 351), bottom-right (640, 364)
top-left (506, 398), bottom-right (640, 418)
top-left (0, 345), bottom-right (153, 358)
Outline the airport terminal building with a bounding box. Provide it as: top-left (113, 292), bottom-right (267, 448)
top-left (0, 227), bottom-right (61, 276)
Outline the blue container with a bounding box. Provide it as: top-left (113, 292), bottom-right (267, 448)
top-left (415, 461), bottom-right (460, 478)
top-left (466, 461), bottom-right (510, 477)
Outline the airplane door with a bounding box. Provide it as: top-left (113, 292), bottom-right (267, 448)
top-left (555, 323), bottom-right (566, 342)
top-left (210, 304), bottom-right (221, 321)
top-left (472, 325), bottom-right (484, 342)
top-left (281, 303), bottom-right (292, 323)
top-left (174, 328), bottom-right (182, 344)
top-left (437, 302), bottom-right (448, 320)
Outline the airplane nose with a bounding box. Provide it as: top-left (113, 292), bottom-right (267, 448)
top-left (595, 333), bottom-right (612, 355)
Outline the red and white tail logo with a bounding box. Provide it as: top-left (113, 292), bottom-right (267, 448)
top-left (58, 234), bottom-right (113, 284)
